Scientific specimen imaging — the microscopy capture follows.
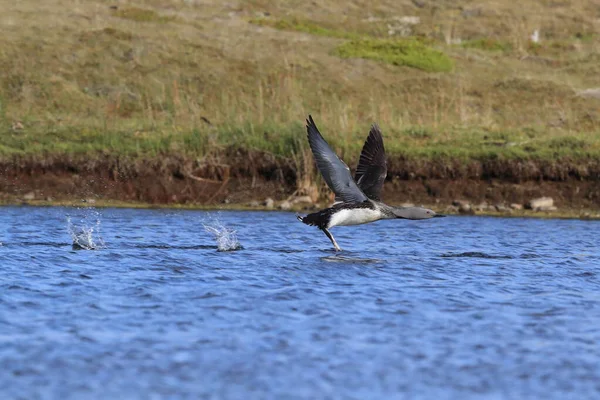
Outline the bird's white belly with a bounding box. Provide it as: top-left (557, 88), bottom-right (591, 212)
top-left (328, 208), bottom-right (382, 228)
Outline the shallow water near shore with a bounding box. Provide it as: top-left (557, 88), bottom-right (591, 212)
top-left (1, 206), bottom-right (600, 399)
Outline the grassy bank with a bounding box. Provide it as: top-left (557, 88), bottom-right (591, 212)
top-left (2, 121), bottom-right (600, 162)
top-left (0, 0), bottom-right (599, 166)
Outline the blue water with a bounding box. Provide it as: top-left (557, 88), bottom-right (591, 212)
top-left (1, 206), bottom-right (600, 399)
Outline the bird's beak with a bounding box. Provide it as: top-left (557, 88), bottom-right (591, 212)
top-left (433, 214), bottom-right (446, 218)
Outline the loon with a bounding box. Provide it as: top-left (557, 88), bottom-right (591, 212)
top-left (297, 115), bottom-right (444, 251)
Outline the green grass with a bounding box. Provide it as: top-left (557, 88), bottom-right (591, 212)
top-left (547, 136), bottom-right (587, 150)
top-left (2, 121), bottom-right (599, 163)
top-left (334, 39), bottom-right (454, 73)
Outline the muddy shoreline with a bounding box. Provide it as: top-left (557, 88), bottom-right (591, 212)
top-left (1, 154), bottom-right (599, 218)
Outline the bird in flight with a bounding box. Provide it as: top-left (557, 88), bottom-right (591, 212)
top-left (297, 115), bottom-right (444, 251)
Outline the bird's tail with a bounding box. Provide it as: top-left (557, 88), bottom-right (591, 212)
top-left (297, 210), bottom-right (328, 228)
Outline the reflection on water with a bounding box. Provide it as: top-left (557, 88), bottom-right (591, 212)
top-left (0, 207), bottom-right (599, 399)
top-left (321, 254), bottom-right (382, 264)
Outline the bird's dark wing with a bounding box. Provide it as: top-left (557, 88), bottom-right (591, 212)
top-left (306, 116), bottom-right (368, 204)
top-left (354, 124), bottom-right (387, 201)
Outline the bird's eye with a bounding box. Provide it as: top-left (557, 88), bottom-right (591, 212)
top-left (426, 211), bottom-right (430, 214)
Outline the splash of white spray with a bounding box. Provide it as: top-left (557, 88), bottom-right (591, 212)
top-left (202, 214), bottom-right (242, 252)
top-left (67, 209), bottom-right (106, 250)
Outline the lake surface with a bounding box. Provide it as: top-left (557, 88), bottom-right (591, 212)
top-left (1, 206), bottom-right (599, 399)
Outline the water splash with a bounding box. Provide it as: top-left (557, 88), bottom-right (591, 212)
top-left (203, 215), bottom-right (242, 252)
top-left (67, 209), bottom-right (106, 250)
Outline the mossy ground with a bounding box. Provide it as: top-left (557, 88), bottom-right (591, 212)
top-left (334, 39), bottom-right (454, 73)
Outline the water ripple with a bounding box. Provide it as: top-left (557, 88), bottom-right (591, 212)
top-left (0, 208), bottom-right (599, 399)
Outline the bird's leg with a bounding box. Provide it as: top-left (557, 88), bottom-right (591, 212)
top-left (322, 228), bottom-right (342, 252)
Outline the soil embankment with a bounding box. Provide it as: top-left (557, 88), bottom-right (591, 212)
top-left (1, 153), bottom-right (599, 215)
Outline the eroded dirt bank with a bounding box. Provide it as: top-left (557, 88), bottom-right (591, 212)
top-left (1, 153), bottom-right (599, 211)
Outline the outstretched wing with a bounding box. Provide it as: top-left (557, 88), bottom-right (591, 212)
top-left (306, 115), bottom-right (368, 204)
top-left (354, 124), bottom-right (387, 201)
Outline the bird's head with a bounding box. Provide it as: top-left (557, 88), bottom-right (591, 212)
top-left (392, 206), bottom-right (445, 220)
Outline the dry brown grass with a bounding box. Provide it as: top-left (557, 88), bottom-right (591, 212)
top-left (0, 0), bottom-right (599, 162)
